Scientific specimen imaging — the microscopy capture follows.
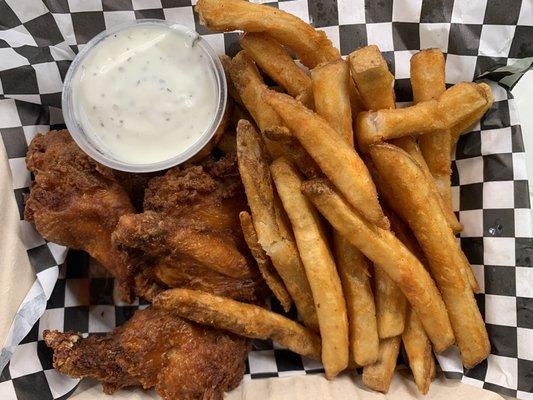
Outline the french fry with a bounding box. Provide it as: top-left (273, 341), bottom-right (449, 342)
top-left (356, 82), bottom-right (492, 152)
top-left (334, 235), bottom-right (379, 366)
top-left (348, 45), bottom-right (395, 110)
top-left (410, 49), bottom-right (446, 104)
top-left (311, 59), bottom-right (380, 364)
top-left (271, 158), bottom-right (349, 379)
top-left (410, 49), bottom-right (461, 232)
top-left (263, 129), bottom-right (322, 179)
top-left (357, 99), bottom-right (442, 152)
top-left (311, 60), bottom-right (354, 147)
top-left (369, 143), bottom-right (490, 368)
top-left (154, 288), bottom-right (321, 360)
top-left (384, 210), bottom-right (434, 394)
top-left (301, 178), bottom-right (454, 353)
top-left (263, 89), bottom-right (388, 229)
top-left (371, 149), bottom-right (479, 294)
top-left (220, 54), bottom-right (244, 107)
top-left (239, 211), bottom-right (292, 312)
top-left (391, 136), bottom-right (463, 234)
top-left (311, 67), bottom-right (380, 363)
top-left (392, 137), bottom-right (478, 291)
top-left (374, 266), bottom-right (407, 339)
top-left (450, 82), bottom-right (494, 147)
top-left (362, 336), bottom-right (401, 393)
top-left (445, 82), bottom-right (493, 132)
top-left (386, 211), bottom-right (436, 395)
top-left (430, 353), bottom-right (437, 379)
top-left (229, 51), bottom-right (288, 140)
top-left (195, 0), bottom-right (339, 69)
top-left (345, 48), bottom-right (407, 339)
top-left (348, 80), bottom-right (366, 120)
top-left (241, 33), bottom-right (314, 108)
top-left (236, 120), bottom-right (319, 331)
top-left (402, 308), bottom-right (434, 395)
top-left (459, 250), bottom-right (480, 293)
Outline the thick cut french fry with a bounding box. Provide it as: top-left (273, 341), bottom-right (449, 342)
top-left (391, 138), bottom-right (478, 291)
top-left (410, 49), bottom-right (446, 104)
top-left (369, 143), bottom-right (490, 368)
top-left (357, 99), bottom-right (443, 152)
top-left (391, 136), bottom-right (463, 234)
top-left (385, 210), bottom-right (435, 394)
top-left (263, 129), bottom-right (322, 178)
top-left (371, 149), bottom-right (479, 294)
top-left (311, 66), bottom-right (380, 362)
top-left (271, 158), bottom-right (348, 379)
top-left (430, 354), bottom-right (437, 379)
top-left (419, 132), bottom-right (453, 203)
top-left (346, 49), bottom-right (408, 339)
top-left (374, 267), bottom-right (407, 339)
top-left (263, 89), bottom-right (388, 229)
top-left (239, 211), bottom-right (292, 312)
top-left (403, 308), bottom-right (434, 395)
top-left (154, 288), bottom-right (321, 360)
top-left (220, 54), bottom-right (244, 107)
top-left (362, 336), bottom-right (401, 393)
top-left (301, 178), bottom-right (454, 353)
top-left (241, 32), bottom-right (313, 108)
top-left (195, 0), bottom-right (339, 69)
top-left (348, 80), bottom-right (366, 121)
top-left (334, 235), bottom-right (379, 366)
top-left (411, 49), bottom-right (460, 233)
top-left (236, 120), bottom-right (318, 331)
top-left (348, 45), bottom-right (395, 110)
top-left (311, 60), bottom-right (354, 147)
top-left (450, 82), bottom-right (494, 147)
top-left (229, 51), bottom-right (288, 140)
top-left (356, 82), bottom-right (492, 152)
top-left (385, 210), bottom-right (434, 394)
top-left (372, 200), bottom-right (406, 341)
top-left (444, 82), bottom-right (493, 130)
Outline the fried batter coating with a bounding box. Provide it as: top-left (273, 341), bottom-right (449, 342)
top-left (25, 130), bottom-right (135, 301)
top-left (44, 307), bottom-right (249, 400)
top-left (113, 155), bottom-right (266, 303)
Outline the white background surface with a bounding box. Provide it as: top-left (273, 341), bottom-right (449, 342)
top-left (511, 70), bottom-right (533, 224)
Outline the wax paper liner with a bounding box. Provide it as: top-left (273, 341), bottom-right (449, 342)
top-left (0, 1), bottom-right (532, 399)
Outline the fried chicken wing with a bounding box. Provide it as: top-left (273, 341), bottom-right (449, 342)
top-left (112, 170), bottom-right (163, 211)
top-left (25, 130), bottom-right (135, 301)
top-left (44, 307), bottom-right (249, 400)
top-left (113, 155), bottom-right (266, 303)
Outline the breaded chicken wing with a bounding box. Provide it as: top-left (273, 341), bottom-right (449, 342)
top-left (44, 307), bottom-right (249, 400)
top-left (113, 155), bottom-right (266, 303)
top-left (25, 130), bottom-right (135, 301)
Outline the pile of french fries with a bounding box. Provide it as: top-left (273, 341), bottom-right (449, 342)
top-left (155, 0), bottom-right (495, 395)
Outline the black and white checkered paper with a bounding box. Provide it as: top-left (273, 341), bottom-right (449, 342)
top-left (0, 1), bottom-right (532, 399)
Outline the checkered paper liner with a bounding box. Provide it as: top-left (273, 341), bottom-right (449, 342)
top-left (0, 0), bottom-right (532, 399)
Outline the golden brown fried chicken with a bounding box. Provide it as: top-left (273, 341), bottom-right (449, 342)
top-left (25, 130), bottom-right (135, 301)
top-left (112, 170), bottom-right (164, 211)
top-left (113, 155), bottom-right (266, 303)
top-left (44, 307), bottom-right (249, 400)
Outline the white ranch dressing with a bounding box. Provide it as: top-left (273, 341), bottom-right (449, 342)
top-left (72, 24), bottom-right (218, 165)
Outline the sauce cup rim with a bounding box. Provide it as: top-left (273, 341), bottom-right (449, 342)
top-left (62, 19), bottom-right (227, 173)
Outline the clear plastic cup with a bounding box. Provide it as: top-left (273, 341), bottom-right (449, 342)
top-left (62, 19), bottom-right (227, 173)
